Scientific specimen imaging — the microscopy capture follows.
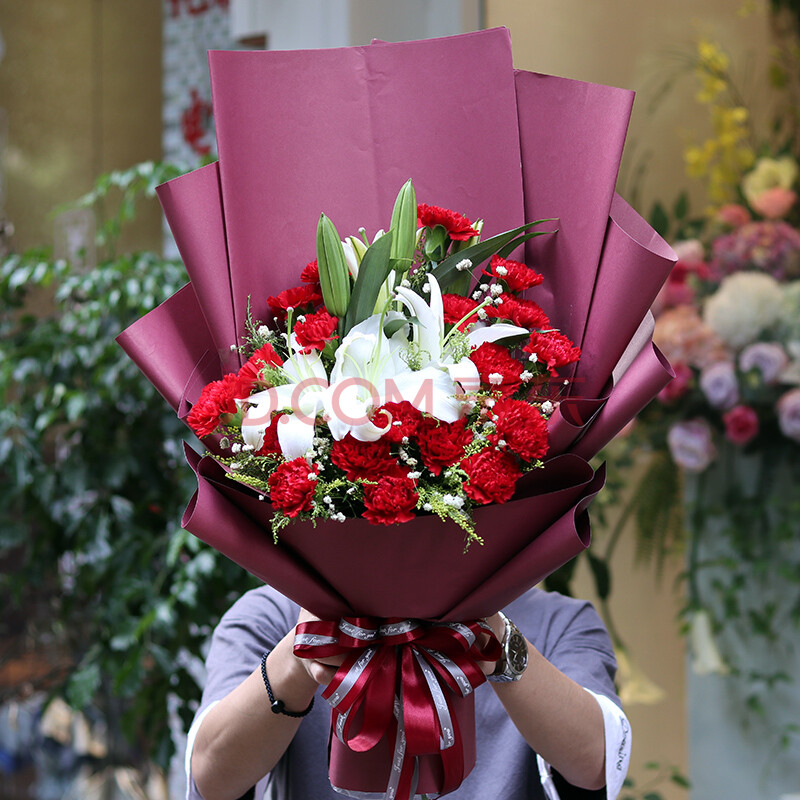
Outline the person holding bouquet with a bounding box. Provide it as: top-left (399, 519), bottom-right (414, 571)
top-left (185, 584), bottom-right (629, 800)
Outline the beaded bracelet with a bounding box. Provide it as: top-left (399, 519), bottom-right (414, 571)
top-left (260, 651), bottom-right (315, 718)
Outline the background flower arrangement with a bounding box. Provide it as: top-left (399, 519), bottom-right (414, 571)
top-left (618, 33), bottom-right (800, 757)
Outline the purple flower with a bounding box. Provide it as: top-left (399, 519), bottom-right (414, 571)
top-left (710, 221), bottom-right (800, 281)
top-left (667, 420), bottom-right (717, 472)
top-left (699, 361), bottom-right (739, 409)
top-left (777, 388), bottom-right (800, 442)
top-left (739, 342), bottom-right (789, 385)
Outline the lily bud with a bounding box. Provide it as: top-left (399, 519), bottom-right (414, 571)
top-left (316, 213), bottom-right (351, 317)
top-left (389, 179), bottom-right (417, 270)
top-left (451, 218), bottom-right (484, 253)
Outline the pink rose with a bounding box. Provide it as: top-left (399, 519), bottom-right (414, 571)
top-left (716, 204), bottom-right (751, 229)
top-left (658, 362), bottom-right (693, 403)
top-left (672, 239), bottom-right (706, 265)
top-left (667, 420), bottom-right (717, 472)
top-left (722, 405), bottom-right (759, 445)
top-left (777, 388), bottom-right (800, 442)
top-left (750, 186), bottom-right (798, 220)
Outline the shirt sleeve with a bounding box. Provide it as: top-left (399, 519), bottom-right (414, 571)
top-left (185, 586), bottom-right (299, 800)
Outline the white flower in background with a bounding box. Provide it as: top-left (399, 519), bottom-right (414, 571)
top-left (688, 610), bottom-right (729, 676)
top-left (738, 342), bottom-right (789, 385)
top-left (699, 361), bottom-right (739, 409)
top-left (667, 419), bottom-right (716, 472)
top-left (777, 387), bottom-right (800, 442)
top-left (703, 272), bottom-right (783, 349)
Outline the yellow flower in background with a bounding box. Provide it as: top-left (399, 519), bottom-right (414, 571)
top-left (684, 39), bottom-right (755, 209)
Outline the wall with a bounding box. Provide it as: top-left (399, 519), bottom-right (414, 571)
top-left (486, 0), bottom-right (776, 222)
top-left (0, 2), bottom-right (163, 253)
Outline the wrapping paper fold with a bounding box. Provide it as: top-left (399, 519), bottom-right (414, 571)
top-left (117, 27), bottom-right (675, 800)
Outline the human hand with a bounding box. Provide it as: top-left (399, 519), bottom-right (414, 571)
top-left (295, 608), bottom-right (346, 686)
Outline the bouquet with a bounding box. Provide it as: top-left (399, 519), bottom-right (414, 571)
top-left (186, 179), bottom-right (580, 542)
top-left (117, 28), bottom-right (675, 799)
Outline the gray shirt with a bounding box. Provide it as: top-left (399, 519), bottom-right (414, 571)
top-left (187, 585), bottom-right (625, 800)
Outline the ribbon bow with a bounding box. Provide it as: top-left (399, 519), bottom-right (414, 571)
top-left (294, 617), bottom-right (501, 799)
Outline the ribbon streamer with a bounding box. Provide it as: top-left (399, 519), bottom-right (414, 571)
top-left (294, 617), bottom-right (501, 799)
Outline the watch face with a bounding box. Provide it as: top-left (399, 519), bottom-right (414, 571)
top-left (508, 632), bottom-right (528, 673)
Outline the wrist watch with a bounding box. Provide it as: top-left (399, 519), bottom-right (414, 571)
top-left (487, 612), bottom-right (528, 683)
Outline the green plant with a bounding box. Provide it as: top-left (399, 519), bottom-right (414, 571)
top-left (620, 761), bottom-right (690, 800)
top-left (0, 162), bottom-right (258, 768)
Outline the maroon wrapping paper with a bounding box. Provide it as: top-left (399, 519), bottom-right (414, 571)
top-left (208, 28), bottom-right (526, 338)
top-left (116, 28), bottom-right (677, 799)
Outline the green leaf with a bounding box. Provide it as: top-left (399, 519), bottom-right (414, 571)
top-left (66, 662), bottom-right (101, 709)
top-left (587, 552), bottom-right (611, 600)
top-left (431, 220), bottom-right (550, 291)
top-left (673, 191), bottom-right (689, 221)
top-left (343, 231), bottom-right (394, 333)
top-left (650, 202), bottom-right (669, 238)
top-left (670, 772), bottom-right (691, 788)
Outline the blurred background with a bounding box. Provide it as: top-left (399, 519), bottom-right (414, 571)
top-left (1, 2), bottom-right (798, 799)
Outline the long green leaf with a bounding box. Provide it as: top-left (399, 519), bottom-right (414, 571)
top-left (431, 219), bottom-right (553, 290)
top-left (496, 229), bottom-right (554, 259)
top-left (344, 231), bottom-right (394, 333)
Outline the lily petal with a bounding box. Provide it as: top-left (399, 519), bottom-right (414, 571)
top-left (277, 413), bottom-right (316, 461)
top-left (466, 322), bottom-right (529, 348)
top-left (446, 358), bottom-right (481, 394)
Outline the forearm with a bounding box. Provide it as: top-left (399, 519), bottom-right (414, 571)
top-left (191, 630), bottom-right (318, 800)
top-left (491, 642), bottom-right (606, 789)
top-left (483, 614), bottom-right (606, 791)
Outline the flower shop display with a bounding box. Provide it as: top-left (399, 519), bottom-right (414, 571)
top-left (627, 34), bottom-right (800, 774)
top-left (117, 29), bottom-right (675, 799)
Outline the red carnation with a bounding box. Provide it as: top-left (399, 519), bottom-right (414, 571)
top-left (293, 309), bottom-right (338, 353)
top-left (267, 284), bottom-right (322, 320)
top-left (300, 259), bottom-right (320, 283)
top-left (469, 342), bottom-right (523, 397)
top-left (461, 448), bottom-right (521, 505)
top-left (330, 435), bottom-right (398, 482)
top-left (489, 398), bottom-right (549, 462)
top-left (373, 401), bottom-right (422, 444)
top-left (238, 343), bottom-right (282, 385)
top-left (416, 417), bottom-right (473, 476)
top-left (442, 293), bottom-right (480, 331)
top-left (268, 458), bottom-right (318, 518)
top-left (362, 474), bottom-right (419, 525)
top-left (524, 331), bottom-right (581, 376)
top-left (723, 405), bottom-right (759, 445)
top-left (489, 296), bottom-right (551, 330)
top-left (187, 373), bottom-right (252, 437)
top-left (485, 255), bottom-right (544, 292)
top-left (417, 203), bottom-right (479, 241)
top-left (255, 412), bottom-right (285, 456)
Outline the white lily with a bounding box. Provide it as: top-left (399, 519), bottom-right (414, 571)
top-left (240, 350), bottom-right (329, 461)
top-left (393, 274), bottom-right (529, 392)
